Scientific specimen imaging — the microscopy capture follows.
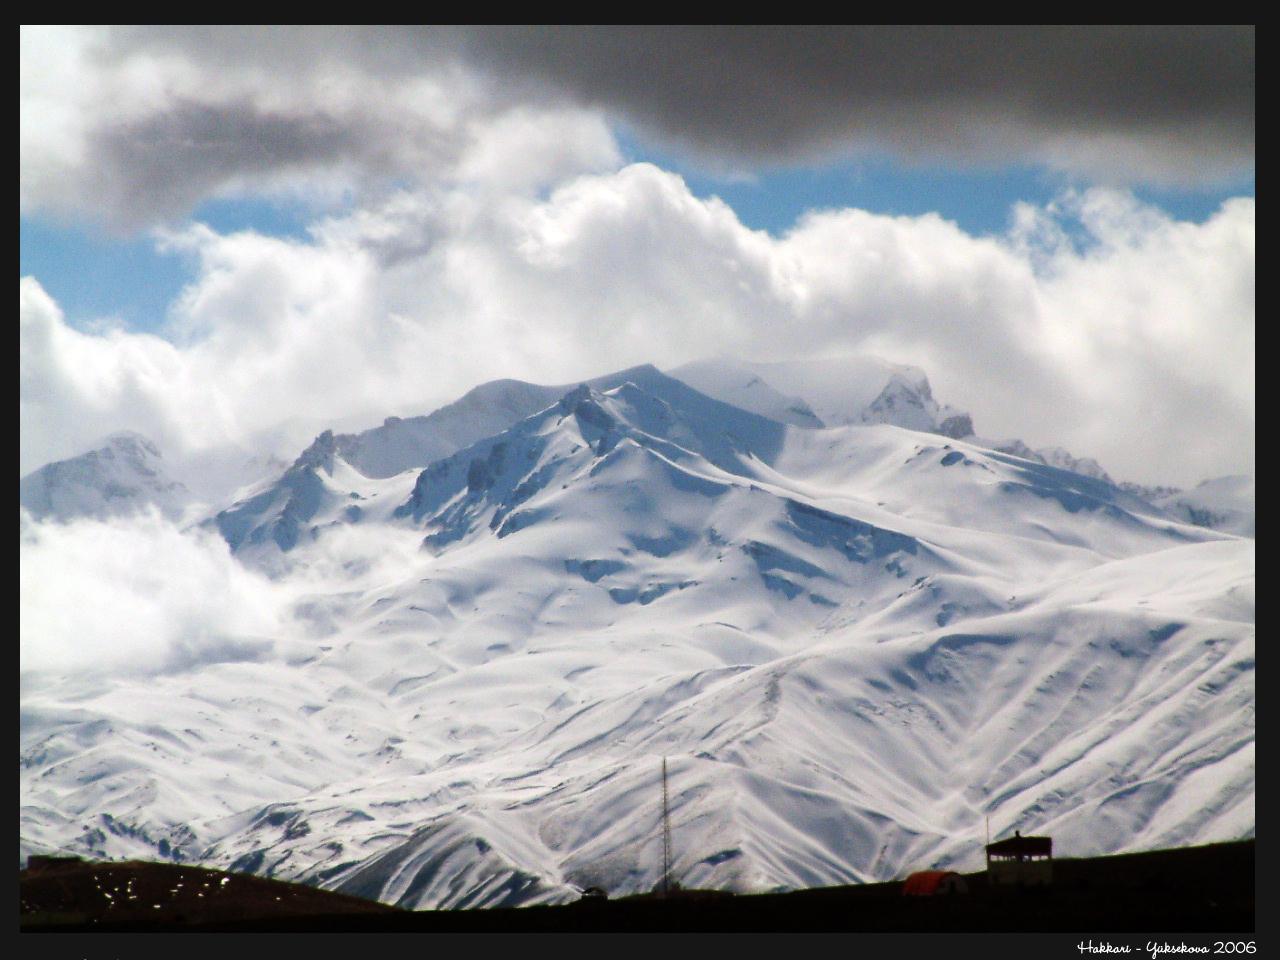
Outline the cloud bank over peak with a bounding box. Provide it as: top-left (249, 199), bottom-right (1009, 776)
top-left (20, 164), bottom-right (1254, 488)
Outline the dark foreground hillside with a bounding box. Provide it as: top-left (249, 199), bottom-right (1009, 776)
top-left (21, 838), bottom-right (1253, 933)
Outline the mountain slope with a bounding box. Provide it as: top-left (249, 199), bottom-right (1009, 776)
top-left (19, 432), bottom-right (189, 522)
top-left (20, 371), bottom-right (1253, 911)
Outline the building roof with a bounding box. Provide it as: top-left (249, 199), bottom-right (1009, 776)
top-left (986, 835), bottom-right (1052, 857)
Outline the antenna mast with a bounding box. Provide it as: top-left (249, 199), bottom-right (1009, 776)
top-left (661, 757), bottom-right (672, 896)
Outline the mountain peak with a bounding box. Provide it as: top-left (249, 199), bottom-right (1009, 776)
top-left (104, 430), bottom-right (163, 457)
top-left (556, 382), bottom-right (596, 414)
top-left (294, 429), bottom-right (338, 475)
top-left (670, 355), bottom-right (970, 438)
top-left (19, 433), bottom-right (188, 523)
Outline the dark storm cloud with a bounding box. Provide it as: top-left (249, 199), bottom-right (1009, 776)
top-left (87, 100), bottom-right (365, 225)
top-left (446, 25), bottom-right (1254, 179)
top-left (99, 26), bottom-right (1258, 180)
top-left (21, 26), bottom-right (1254, 229)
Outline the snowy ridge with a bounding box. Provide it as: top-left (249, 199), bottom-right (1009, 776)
top-left (666, 359), bottom-right (824, 428)
top-left (328, 364), bottom-right (708, 480)
top-left (1149, 477), bottom-right (1255, 539)
top-left (671, 355), bottom-right (973, 437)
top-left (330, 379), bottom-right (570, 481)
top-left (672, 356), bottom-right (1250, 539)
top-left (19, 432), bottom-right (190, 522)
top-left (978, 438), bottom-right (1114, 485)
top-left (213, 365), bottom-right (712, 558)
top-left (20, 364), bottom-right (1253, 910)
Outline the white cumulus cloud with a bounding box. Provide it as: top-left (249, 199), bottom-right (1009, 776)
top-left (19, 510), bottom-right (286, 676)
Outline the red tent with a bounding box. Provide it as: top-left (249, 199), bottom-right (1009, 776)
top-left (902, 870), bottom-right (968, 896)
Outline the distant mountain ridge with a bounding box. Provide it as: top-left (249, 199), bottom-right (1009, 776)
top-left (19, 432), bottom-right (189, 522)
top-left (671, 356), bottom-right (973, 437)
top-left (1137, 476), bottom-right (1254, 538)
top-left (21, 356), bottom-right (1252, 543)
top-left (976, 438), bottom-right (1113, 485)
top-left (672, 356), bottom-right (1252, 537)
top-left (19, 357), bottom-right (1253, 543)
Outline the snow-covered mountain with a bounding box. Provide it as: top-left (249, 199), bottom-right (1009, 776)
top-left (1147, 476), bottom-right (1255, 539)
top-left (673, 357), bottom-right (1117, 482)
top-left (672, 356), bottom-right (973, 437)
top-left (666, 359), bottom-right (825, 428)
top-left (673, 356), bottom-right (1255, 539)
top-left (1116, 479), bottom-right (1254, 540)
top-left (976, 438), bottom-right (1113, 485)
top-left (213, 365), bottom-right (749, 561)
top-left (19, 432), bottom-right (190, 522)
top-left (19, 361), bottom-right (1254, 910)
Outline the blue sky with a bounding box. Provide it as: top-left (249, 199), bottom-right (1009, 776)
top-left (622, 129), bottom-right (1256, 238)
top-left (20, 197), bottom-right (320, 334)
